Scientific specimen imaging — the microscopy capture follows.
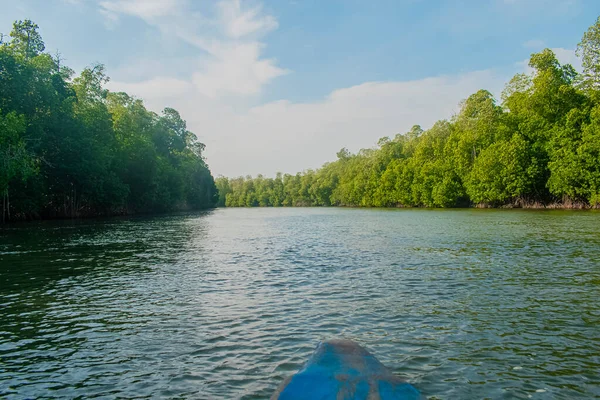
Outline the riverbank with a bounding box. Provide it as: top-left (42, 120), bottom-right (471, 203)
top-left (4, 201), bottom-right (599, 224)
top-left (218, 201), bottom-right (600, 210)
top-left (0, 205), bottom-right (217, 224)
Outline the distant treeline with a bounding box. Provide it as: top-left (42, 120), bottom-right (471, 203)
top-left (1, 20), bottom-right (217, 222)
top-left (216, 17), bottom-right (600, 209)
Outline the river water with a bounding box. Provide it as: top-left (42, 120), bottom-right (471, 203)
top-left (1, 208), bottom-right (599, 399)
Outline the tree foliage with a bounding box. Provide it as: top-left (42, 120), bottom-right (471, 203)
top-left (0, 20), bottom-right (217, 221)
top-left (217, 17), bottom-right (600, 209)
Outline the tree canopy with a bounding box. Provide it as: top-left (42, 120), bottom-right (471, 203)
top-left (0, 20), bottom-right (217, 221)
top-left (216, 17), bottom-right (600, 209)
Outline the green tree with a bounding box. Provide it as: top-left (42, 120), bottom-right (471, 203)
top-left (9, 19), bottom-right (45, 59)
top-left (465, 134), bottom-right (531, 205)
top-left (0, 19), bottom-right (217, 221)
top-left (577, 16), bottom-right (600, 91)
top-left (0, 111), bottom-right (37, 221)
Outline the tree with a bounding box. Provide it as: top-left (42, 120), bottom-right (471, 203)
top-left (577, 16), bottom-right (600, 91)
top-left (0, 19), bottom-right (218, 221)
top-left (9, 19), bottom-right (45, 59)
top-left (218, 18), bottom-right (600, 211)
top-left (466, 134), bottom-right (531, 205)
top-left (0, 111), bottom-right (37, 221)
top-left (548, 106), bottom-right (600, 205)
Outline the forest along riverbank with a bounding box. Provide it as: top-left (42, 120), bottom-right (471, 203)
top-left (1, 20), bottom-right (217, 223)
top-left (1, 208), bottom-right (598, 399)
top-left (5, 18), bottom-right (600, 222)
top-left (214, 19), bottom-right (600, 210)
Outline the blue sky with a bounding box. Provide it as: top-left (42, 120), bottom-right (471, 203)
top-left (1, 0), bottom-right (598, 176)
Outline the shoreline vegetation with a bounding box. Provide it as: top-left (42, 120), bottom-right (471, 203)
top-left (3, 19), bottom-right (600, 223)
top-left (216, 17), bottom-right (600, 211)
top-left (1, 20), bottom-right (218, 223)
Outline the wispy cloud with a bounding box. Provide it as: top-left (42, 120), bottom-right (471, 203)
top-left (100, 0), bottom-right (579, 177)
top-left (99, 0), bottom-right (183, 22)
top-left (117, 68), bottom-right (507, 177)
top-left (218, 0), bottom-right (278, 39)
top-left (101, 0), bottom-right (287, 98)
top-left (110, 76), bottom-right (191, 99)
top-left (192, 42), bottom-right (288, 98)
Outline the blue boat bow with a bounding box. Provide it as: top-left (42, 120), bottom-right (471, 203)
top-left (272, 339), bottom-right (422, 400)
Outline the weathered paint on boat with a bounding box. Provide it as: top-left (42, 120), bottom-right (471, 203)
top-left (271, 339), bottom-right (422, 400)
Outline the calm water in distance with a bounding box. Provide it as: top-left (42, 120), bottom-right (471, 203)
top-left (1, 208), bottom-right (599, 399)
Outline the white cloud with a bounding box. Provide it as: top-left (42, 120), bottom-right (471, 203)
top-left (552, 47), bottom-right (582, 71)
top-left (99, 0), bottom-right (287, 98)
top-left (115, 69), bottom-right (506, 177)
top-left (203, 70), bottom-right (505, 177)
top-left (99, 0), bottom-right (182, 21)
top-left (107, 77), bottom-right (190, 99)
top-left (217, 0), bottom-right (278, 39)
top-left (99, 1), bottom-right (548, 178)
top-left (192, 42), bottom-right (288, 97)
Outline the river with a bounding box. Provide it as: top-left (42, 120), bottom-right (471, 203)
top-left (1, 208), bottom-right (599, 399)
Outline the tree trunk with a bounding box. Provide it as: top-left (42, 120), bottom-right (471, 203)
top-left (26, 31), bottom-right (30, 60)
top-left (73, 187), bottom-right (77, 218)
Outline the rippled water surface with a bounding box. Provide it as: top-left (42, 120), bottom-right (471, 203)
top-left (1, 208), bottom-right (599, 399)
